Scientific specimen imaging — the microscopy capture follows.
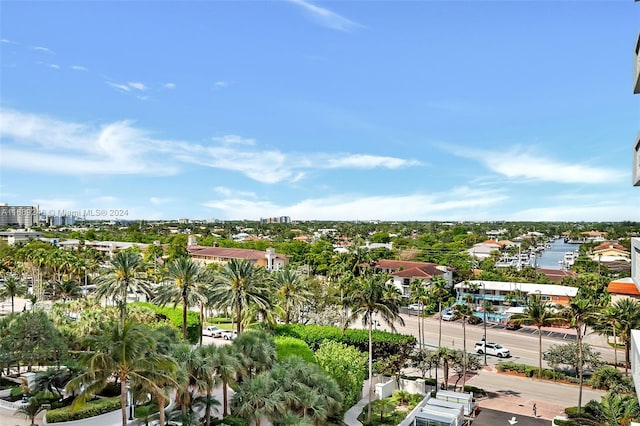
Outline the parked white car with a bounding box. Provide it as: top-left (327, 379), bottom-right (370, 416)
top-left (474, 341), bottom-right (510, 358)
top-left (441, 311), bottom-right (456, 321)
top-left (202, 326), bottom-right (222, 338)
top-left (222, 330), bottom-right (238, 340)
top-left (408, 303), bottom-right (425, 311)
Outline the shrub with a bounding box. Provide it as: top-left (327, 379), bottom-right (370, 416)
top-left (463, 385), bottom-right (486, 396)
top-left (45, 396), bottom-right (120, 423)
top-left (273, 324), bottom-right (416, 361)
top-left (274, 336), bottom-right (316, 363)
top-left (212, 416), bottom-right (249, 426)
top-left (131, 302), bottom-right (200, 344)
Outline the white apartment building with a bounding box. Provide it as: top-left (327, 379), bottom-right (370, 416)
top-left (0, 203), bottom-right (39, 227)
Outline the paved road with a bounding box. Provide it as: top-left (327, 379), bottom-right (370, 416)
top-left (467, 366), bottom-right (606, 420)
top-left (373, 312), bottom-right (618, 368)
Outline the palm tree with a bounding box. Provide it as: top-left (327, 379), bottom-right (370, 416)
top-left (583, 393), bottom-right (640, 426)
top-left (94, 251), bottom-right (151, 324)
top-left (344, 273), bottom-right (404, 425)
top-left (209, 259), bottom-right (271, 335)
top-left (271, 268), bottom-right (312, 324)
top-left (154, 257), bottom-right (207, 341)
top-left (611, 298), bottom-right (640, 375)
top-left (0, 274), bottom-right (28, 313)
top-left (562, 297), bottom-right (599, 416)
top-left (454, 303), bottom-right (474, 390)
top-left (211, 344), bottom-right (244, 416)
top-left (234, 330), bottom-right (277, 378)
top-left (430, 276), bottom-right (450, 348)
top-left (231, 372), bottom-right (284, 426)
top-left (510, 293), bottom-right (565, 379)
top-left (14, 395), bottom-right (45, 426)
top-left (66, 321), bottom-right (179, 426)
top-left (197, 344), bottom-right (222, 426)
top-left (409, 279), bottom-right (429, 348)
top-left (51, 279), bottom-right (83, 302)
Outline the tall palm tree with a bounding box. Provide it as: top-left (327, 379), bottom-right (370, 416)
top-left (66, 321), bottom-right (179, 426)
top-left (94, 251), bottom-right (151, 325)
top-left (154, 257), bottom-right (207, 341)
top-left (0, 274), bottom-right (28, 313)
top-left (211, 344), bottom-right (244, 416)
top-left (562, 297), bottom-right (599, 416)
top-left (271, 268), bottom-right (312, 324)
top-left (583, 393), bottom-right (640, 426)
top-left (430, 276), bottom-right (450, 348)
top-left (209, 259), bottom-right (271, 334)
top-left (233, 330), bottom-right (277, 378)
top-left (611, 298), bottom-right (640, 376)
top-left (344, 273), bottom-right (404, 425)
top-left (410, 279), bottom-right (429, 348)
top-left (510, 293), bottom-right (565, 379)
top-left (454, 303), bottom-right (474, 390)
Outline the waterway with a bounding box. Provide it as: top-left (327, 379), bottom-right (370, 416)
top-left (535, 238), bottom-right (582, 270)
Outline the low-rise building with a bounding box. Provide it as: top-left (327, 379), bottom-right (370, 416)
top-left (188, 245), bottom-right (287, 271)
top-left (454, 280), bottom-right (578, 323)
top-left (372, 260), bottom-right (453, 299)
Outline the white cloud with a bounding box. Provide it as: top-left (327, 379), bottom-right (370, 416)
top-left (204, 187), bottom-right (507, 221)
top-left (214, 187), bottom-right (257, 198)
top-left (71, 65), bottom-right (88, 71)
top-left (164, 83), bottom-right (176, 89)
top-left (49, 64), bottom-right (60, 69)
top-left (107, 82), bottom-right (131, 92)
top-left (0, 108), bottom-right (422, 183)
top-left (149, 197), bottom-right (171, 205)
top-left (326, 154), bottom-right (422, 169)
top-left (1, 39), bottom-right (17, 44)
top-left (212, 135), bottom-right (256, 146)
top-left (288, 0), bottom-right (364, 32)
top-left (512, 203), bottom-right (640, 222)
top-left (214, 81), bottom-right (228, 89)
top-left (128, 82), bottom-right (147, 91)
top-left (32, 46), bottom-right (55, 54)
top-left (0, 109), bottom-right (180, 176)
top-left (447, 145), bottom-right (626, 184)
top-left (107, 81), bottom-right (147, 93)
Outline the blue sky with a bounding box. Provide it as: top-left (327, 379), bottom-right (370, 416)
top-left (1, 1), bottom-right (639, 222)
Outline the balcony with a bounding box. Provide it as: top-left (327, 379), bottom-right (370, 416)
top-left (635, 32), bottom-right (640, 94)
top-left (634, 132), bottom-right (640, 187)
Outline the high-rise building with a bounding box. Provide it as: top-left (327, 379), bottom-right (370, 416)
top-left (0, 203), bottom-right (39, 227)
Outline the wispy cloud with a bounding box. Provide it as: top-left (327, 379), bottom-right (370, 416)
top-left (0, 109), bottom-right (421, 183)
top-left (204, 186), bottom-right (507, 221)
top-left (164, 83), bottom-right (176, 89)
top-left (107, 81), bottom-right (147, 92)
top-left (445, 144), bottom-right (627, 184)
top-left (71, 65), bottom-right (88, 71)
top-left (325, 154), bottom-right (421, 169)
top-left (32, 46), bottom-right (55, 54)
top-left (128, 82), bottom-right (147, 91)
top-left (212, 135), bottom-right (256, 146)
top-left (49, 64), bottom-right (60, 70)
top-left (214, 186), bottom-right (257, 198)
top-left (1, 39), bottom-right (17, 45)
top-left (288, 0), bottom-right (364, 32)
top-left (512, 202), bottom-right (640, 222)
top-left (0, 109), bottom-right (180, 176)
top-left (214, 81), bottom-right (228, 89)
top-left (150, 197), bottom-right (172, 205)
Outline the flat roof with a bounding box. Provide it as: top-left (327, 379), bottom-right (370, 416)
top-left (455, 280), bottom-right (578, 297)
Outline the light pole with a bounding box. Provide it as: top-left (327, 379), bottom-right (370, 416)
top-left (481, 281), bottom-right (487, 366)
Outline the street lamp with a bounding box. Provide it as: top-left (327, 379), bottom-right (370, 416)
top-left (127, 388), bottom-right (134, 421)
top-left (481, 281), bottom-right (487, 366)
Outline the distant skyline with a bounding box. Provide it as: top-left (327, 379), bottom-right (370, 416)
top-left (1, 1), bottom-right (639, 222)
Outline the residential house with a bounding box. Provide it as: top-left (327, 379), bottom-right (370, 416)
top-left (607, 277), bottom-right (640, 304)
top-left (590, 241), bottom-right (631, 263)
top-left (371, 260), bottom-right (453, 299)
top-left (536, 268), bottom-right (577, 283)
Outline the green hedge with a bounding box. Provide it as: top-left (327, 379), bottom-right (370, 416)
top-left (274, 336), bottom-right (316, 363)
top-left (272, 324), bottom-right (416, 361)
top-left (463, 385), bottom-right (486, 396)
top-left (132, 302), bottom-right (200, 344)
top-left (45, 397), bottom-right (120, 423)
top-left (212, 416), bottom-right (249, 426)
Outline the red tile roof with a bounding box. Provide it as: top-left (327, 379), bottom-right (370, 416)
top-left (373, 260), bottom-right (448, 278)
top-left (188, 246), bottom-right (286, 260)
top-left (536, 268), bottom-right (577, 283)
top-left (593, 242), bottom-right (628, 252)
top-left (607, 281), bottom-right (640, 296)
